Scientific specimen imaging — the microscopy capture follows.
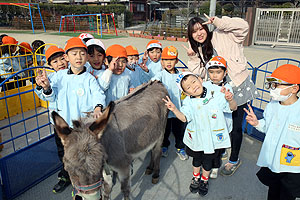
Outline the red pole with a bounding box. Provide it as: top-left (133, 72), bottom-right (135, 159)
top-left (61, 17), bottom-right (65, 32)
top-left (66, 17), bottom-right (69, 32)
top-left (111, 13), bottom-right (118, 36)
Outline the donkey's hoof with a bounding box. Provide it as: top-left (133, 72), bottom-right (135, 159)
top-left (145, 168), bottom-right (153, 175)
top-left (152, 177), bottom-right (159, 184)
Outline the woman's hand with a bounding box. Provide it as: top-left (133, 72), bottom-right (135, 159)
top-left (182, 43), bottom-right (196, 56)
top-left (202, 13), bottom-right (215, 25)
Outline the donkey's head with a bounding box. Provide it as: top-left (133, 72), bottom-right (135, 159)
top-left (52, 102), bottom-right (114, 200)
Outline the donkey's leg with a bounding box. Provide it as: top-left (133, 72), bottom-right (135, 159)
top-left (118, 166), bottom-right (131, 200)
top-left (102, 170), bottom-right (113, 200)
top-left (150, 140), bottom-right (163, 184)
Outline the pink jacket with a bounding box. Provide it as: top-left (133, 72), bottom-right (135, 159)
top-left (187, 16), bottom-right (250, 87)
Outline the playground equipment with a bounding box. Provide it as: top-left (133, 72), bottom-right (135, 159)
top-left (0, 3), bottom-right (46, 34)
top-left (59, 13), bottom-right (118, 38)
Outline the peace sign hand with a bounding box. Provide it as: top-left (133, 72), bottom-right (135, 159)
top-left (182, 42), bottom-right (196, 56)
top-left (243, 104), bottom-right (259, 127)
top-left (162, 96), bottom-right (176, 111)
top-left (108, 57), bottom-right (119, 71)
top-left (36, 68), bottom-right (50, 90)
top-left (202, 13), bottom-right (215, 25)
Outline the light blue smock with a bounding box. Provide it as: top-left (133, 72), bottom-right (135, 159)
top-left (255, 98), bottom-right (300, 173)
top-left (103, 68), bottom-right (133, 105)
top-left (180, 81), bottom-right (232, 154)
top-left (151, 69), bottom-right (181, 118)
top-left (207, 81), bottom-right (233, 133)
top-left (86, 62), bottom-right (109, 91)
top-left (138, 57), bottom-right (162, 82)
top-left (42, 67), bottom-right (106, 127)
top-left (0, 53), bottom-right (20, 78)
top-left (128, 64), bottom-right (147, 88)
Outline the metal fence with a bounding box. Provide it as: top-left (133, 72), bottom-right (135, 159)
top-left (253, 8), bottom-right (300, 47)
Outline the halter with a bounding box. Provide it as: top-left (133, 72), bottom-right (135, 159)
top-left (73, 178), bottom-right (103, 196)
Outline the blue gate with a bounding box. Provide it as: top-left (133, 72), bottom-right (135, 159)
top-left (0, 67), bottom-right (61, 200)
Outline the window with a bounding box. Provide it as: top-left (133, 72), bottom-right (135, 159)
top-left (137, 3), bottom-right (144, 12)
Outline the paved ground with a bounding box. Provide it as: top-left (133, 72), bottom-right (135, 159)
top-left (15, 134), bottom-right (268, 200)
top-left (2, 31), bottom-right (300, 200)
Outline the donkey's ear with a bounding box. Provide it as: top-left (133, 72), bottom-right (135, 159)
top-left (52, 111), bottom-right (72, 144)
top-left (89, 102), bottom-right (114, 139)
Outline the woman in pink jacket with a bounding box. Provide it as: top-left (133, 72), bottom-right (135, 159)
top-left (185, 15), bottom-right (259, 176)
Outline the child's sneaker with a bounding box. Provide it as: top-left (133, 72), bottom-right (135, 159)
top-left (189, 177), bottom-right (200, 193)
top-left (209, 168), bottom-right (218, 179)
top-left (162, 147), bottom-right (168, 157)
top-left (220, 159), bottom-right (241, 176)
top-left (53, 176), bottom-right (71, 193)
top-left (176, 148), bottom-right (189, 160)
top-left (198, 180), bottom-right (209, 196)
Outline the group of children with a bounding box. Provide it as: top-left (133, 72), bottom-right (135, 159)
top-left (2, 32), bottom-right (299, 200)
top-left (0, 34), bottom-right (46, 90)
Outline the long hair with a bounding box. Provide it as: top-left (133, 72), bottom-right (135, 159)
top-left (187, 17), bottom-right (214, 64)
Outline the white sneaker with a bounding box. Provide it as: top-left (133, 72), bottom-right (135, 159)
top-left (210, 168), bottom-right (218, 179)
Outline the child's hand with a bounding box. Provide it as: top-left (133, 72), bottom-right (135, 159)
top-left (142, 51), bottom-right (148, 64)
top-left (162, 96), bottom-right (176, 111)
top-left (182, 43), bottom-right (196, 57)
top-left (36, 69), bottom-right (50, 90)
top-left (244, 104), bottom-right (259, 127)
top-left (221, 85), bottom-right (234, 102)
top-left (108, 57), bottom-right (119, 71)
top-left (129, 88), bottom-right (135, 93)
top-left (138, 62), bottom-right (149, 72)
top-left (202, 13), bottom-right (215, 25)
top-left (93, 107), bottom-right (102, 119)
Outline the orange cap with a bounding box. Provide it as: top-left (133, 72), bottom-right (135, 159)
top-left (205, 56), bottom-right (227, 69)
top-left (2, 36), bottom-right (18, 45)
top-left (266, 64), bottom-right (300, 84)
top-left (64, 37), bottom-right (87, 52)
top-left (19, 42), bottom-right (33, 53)
top-left (146, 40), bottom-right (162, 50)
top-left (125, 45), bottom-right (139, 56)
top-left (106, 44), bottom-right (127, 58)
top-left (45, 46), bottom-right (65, 61)
top-left (161, 46), bottom-right (178, 59)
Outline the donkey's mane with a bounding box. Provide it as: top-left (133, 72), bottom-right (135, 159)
top-left (114, 80), bottom-right (161, 105)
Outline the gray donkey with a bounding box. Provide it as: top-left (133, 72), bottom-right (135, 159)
top-left (52, 81), bottom-right (169, 200)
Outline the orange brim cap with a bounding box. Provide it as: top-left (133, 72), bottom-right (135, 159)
top-left (2, 36), bottom-right (18, 45)
top-left (161, 46), bottom-right (178, 59)
top-left (267, 64), bottom-right (300, 84)
top-left (45, 46), bottom-right (65, 61)
top-left (106, 44), bottom-right (127, 58)
top-left (19, 42), bottom-right (33, 53)
top-left (205, 56), bottom-right (227, 70)
top-left (125, 45), bottom-right (139, 56)
top-left (64, 37), bottom-right (87, 52)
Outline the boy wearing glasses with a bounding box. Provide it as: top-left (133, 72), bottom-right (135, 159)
top-left (245, 64), bottom-right (300, 200)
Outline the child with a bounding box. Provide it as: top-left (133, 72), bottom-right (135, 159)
top-left (205, 56), bottom-right (235, 178)
top-left (152, 46), bottom-right (188, 160)
top-left (101, 44), bottom-right (133, 105)
top-left (244, 64), bottom-right (300, 200)
top-left (18, 42), bottom-right (34, 82)
top-left (139, 40), bottom-right (163, 81)
top-left (78, 32), bottom-right (94, 43)
top-left (32, 40), bottom-right (46, 66)
top-left (35, 45), bottom-right (69, 193)
top-left (86, 39), bottom-right (106, 75)
top-left (125, 45), bottom-right (148, 88)
top-left (163, 72), bottom-right (236, 196)
top-left (0, 36), bottom-right (21, 90)
top-left (36, 37), bottom-right (106, 193)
